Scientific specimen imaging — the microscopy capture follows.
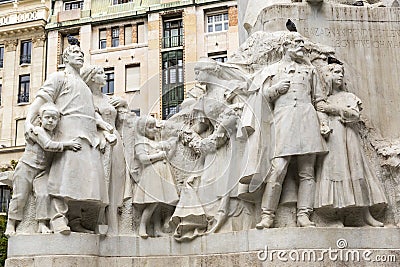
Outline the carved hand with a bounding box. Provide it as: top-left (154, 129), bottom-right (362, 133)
top-left (109, 97), bottom-right (128, 108)
top-left (275, 79), bottom-right (290, 95)
top-left (105, 133), bottom-right (117, 146)
top-left (340, 107), bottom-right (360, 123)
top-left (24, 121), bottom-right (35, 144)
top-left (65, 138), bottom-right (82, 152)
top-left (320, 124), bottom-right (332, 137)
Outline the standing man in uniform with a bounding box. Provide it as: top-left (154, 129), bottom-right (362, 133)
top-left (255, 32), bottom-right (328, 229)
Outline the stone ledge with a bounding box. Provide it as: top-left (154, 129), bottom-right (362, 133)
top-left (7, 227), bottom-right (400, 258)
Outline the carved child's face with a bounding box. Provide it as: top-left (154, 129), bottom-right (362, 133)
top-left (145, 119), bottom-right (158, 139)
top-left (40, 110), bottom-right (60, 131)
top-left (92, 68), bottom-right (107, 87)
top-left (287, 37), bottom-right (305, 61)
top-left (331, 66), bottom-right (344, 89)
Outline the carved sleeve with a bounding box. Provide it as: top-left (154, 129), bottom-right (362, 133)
top-left (34, 127), bottom-right (64, 152)
top-left (36, 72), bottom-right (65, 103)
top-left (135, 143), bottom-right (161, 165)
top-left (262, 78), bottom-right (281, 102)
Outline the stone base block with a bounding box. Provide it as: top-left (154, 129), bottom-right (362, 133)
top-left (6, 228), bottom-right (400, 266)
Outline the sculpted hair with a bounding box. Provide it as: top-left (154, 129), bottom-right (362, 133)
top-left (81, 65), bottom-right (103, 85)
top-left (136, 116), bottom-right (157, 137)
top-left (62, 45), bottom-right (84, 62)
top-left (39, 103), bottom-right (60, 118)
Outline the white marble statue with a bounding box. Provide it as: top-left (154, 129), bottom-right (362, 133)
top-left (252, 32), bottom-right (328, 229)
top-left (24, 45), bottom-right (109, 234)
top-left (81, 65), bottom-right (133, 235)
top-left (5, 103), bottom-right (82, 236)
top-left (132, 116), bottom-right (179, 238)
top-left (315, 63), bottom-right (387, 226)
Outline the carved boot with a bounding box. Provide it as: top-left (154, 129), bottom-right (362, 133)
top-left (4, 219), bottom-right (17, 237)
top-left (256, 212), bottom-right (275, 229)
top-left (256, 182), bottom-right (282, 229)
top-left (297, 175), bottom-right (316, 227)
top-left (297, 212), bottom-right (316, 227)
top-left (51, 217), bottom-right (71, 235)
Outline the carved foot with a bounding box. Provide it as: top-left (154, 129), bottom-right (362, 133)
top-left (363, 209), bottom-right (384, 227)
top-left (139, 224), bottom-right (148, 239)
top-left (139, 232), bottom-right (149, 239)
top-left (297, 215), bottom-right (316, 227)
top-left (256, 215), bottom-right (274, 229)
top-left (51, 218), bottom-right (71, 235)
top-left (38, 222), bottom-right (53, 234)
top-left (54, 225), bottom-right (71, 235)
top-left (154, 230), bottom-right (169, 237)
top-left (207, 211), bottom-right (226, 234)
top-left (4, 220), bottom-right (16, 237)
top-left (70, 223), bottom-right (95, 234)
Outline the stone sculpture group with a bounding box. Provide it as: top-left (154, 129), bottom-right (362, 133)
top-left (4, 30), bottom-right (389, 241)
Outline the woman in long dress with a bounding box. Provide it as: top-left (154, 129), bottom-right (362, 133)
top-left (315, 63), bottom-right (387, 226)
top-left (81, 66), bottom-right (132, 235)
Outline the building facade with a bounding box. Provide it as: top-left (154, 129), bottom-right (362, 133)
top-left (47, 0), bottom-right (239, 119)
top-left (0, 0), bottom-right (51, 211)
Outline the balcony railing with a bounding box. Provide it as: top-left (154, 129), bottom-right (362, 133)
top-left (18, 92), bottom-right (29, 103)
top-left (162, 35), bottom-right (183, 49)
top-left (20, 55), bottom-right (31, 65)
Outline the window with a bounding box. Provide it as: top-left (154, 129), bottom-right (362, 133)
top-left (113, 0), bottom-right (133, 4)
top-left (102, 69), bottom-right (114, 95)
top-left (99, 29), bottom-right (106, 49)
top-left (207, 12), bottom-right (229, 33)
top-left (15, 118), bottom-right (26, 146)
top-left (208, 51), bottom-right (228, 63)
top-left (124, 25), bottom-right (132, 45)
top-left (111, 27), bottom-right (119, 47)
top-left (162, 17), bottom-right (183, 48)
top-left (0, 186), bottom-right (11, 213)
top-left (126, 65), bottom-right (140, 91)
top-left (0, 46), bottom-right (4, 68)
top-left (162, 50), bottom-right (184, 119)
top-left (64, 1), bottom-right (84, 10)
top-left (125, 64), bottom-right (140, 92)
top-left (137, 23), bottom-right (147, 43)
top-left (18, 75), bottom-right (30, 103)
top-left (20, 40), bottom-right (32, 64)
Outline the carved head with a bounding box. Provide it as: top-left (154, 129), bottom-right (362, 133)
top-left (329, 63), bottom-right (344, 89)
top-left (321, 63), bottom-right (345, 95)
top-left (137, 116), bottom-right (158, 140)
top-left (194, 58), bottom-right (220, 84)
top-left (81, 65), bottom-right (107, 90)
top-left (39, 103), bottom-right (60, 131)
top-left (62, 45), bottom-right (84, 69)
top-left (281, 32), bottom-right (306, 61)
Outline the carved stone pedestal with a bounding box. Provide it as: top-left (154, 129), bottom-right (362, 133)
top-left (6, 228), bottom-right (400, 267)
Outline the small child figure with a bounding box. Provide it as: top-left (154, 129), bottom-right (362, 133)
top-left (132, 116), bottom-right (179, 238)
top-left (5, 103), bottom-right (82, 236)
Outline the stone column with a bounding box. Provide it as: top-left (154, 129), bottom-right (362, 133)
top-left (1, 40), bottom-right (18, 146)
